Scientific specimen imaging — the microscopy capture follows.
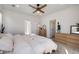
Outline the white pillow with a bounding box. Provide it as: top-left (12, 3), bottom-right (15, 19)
top-left (4, 33), bottom-right (13, 38)
top-left (0, 36), bottom-right (13, 51)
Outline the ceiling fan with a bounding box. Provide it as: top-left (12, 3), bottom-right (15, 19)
top-left (29, 4), bottom-right (47, 14)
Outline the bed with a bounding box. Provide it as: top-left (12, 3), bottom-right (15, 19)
top-left (0, 33), bottom-right (57, 54)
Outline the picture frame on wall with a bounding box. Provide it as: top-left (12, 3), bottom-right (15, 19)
top-left (70, 24), bottom-right (79, 34)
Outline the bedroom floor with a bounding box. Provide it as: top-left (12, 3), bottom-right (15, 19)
top-left (54, 41), bottom-right (79, 54)
top-left (5, 41), bottom-right (79, 54)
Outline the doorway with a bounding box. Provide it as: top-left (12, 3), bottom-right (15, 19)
top-left (25, 20), bottom-right (31, 35)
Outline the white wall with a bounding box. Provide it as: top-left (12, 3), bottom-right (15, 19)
top-left (0, 7), bottom-right (40, 34)
top-left (41, 6), bottom-right (79, 38)
top-left (0, 5), bottom-right (79, 37)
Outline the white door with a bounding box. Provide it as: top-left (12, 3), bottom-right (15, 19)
top-left (50, 20), bottom-right (56, 38)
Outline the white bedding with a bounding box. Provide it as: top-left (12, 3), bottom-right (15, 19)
top-left (13, 35), bottom-right (34, 54)
top-left (0, 33), bottom-right (57, 54)
top-left (13, 34), bottom-right (57, 54)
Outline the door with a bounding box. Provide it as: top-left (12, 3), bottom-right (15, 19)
top-left (50, 19), bottom-right (56, 39)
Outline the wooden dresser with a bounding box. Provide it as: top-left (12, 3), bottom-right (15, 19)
top-left (55, 33), bottom-right (79, 48)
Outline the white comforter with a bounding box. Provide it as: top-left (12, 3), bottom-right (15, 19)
top-left (0, 33), bottom-right (57, 54)
top-left (13, 34), bottom-right (57, 54)
top-left (13, 35), bottom-right (34, 54)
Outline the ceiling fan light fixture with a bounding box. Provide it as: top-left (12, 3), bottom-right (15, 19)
top-left (36, 11), bottom-right (42, 15)
top-left (37, 11), bottom-right (40, 14)
top-left (29, 4), bottom-right (47, 14)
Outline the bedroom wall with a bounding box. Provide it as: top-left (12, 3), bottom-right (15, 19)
top-left (0, 6), bottom-right (40, 34)
top-left (0, 5), bottom-right (79, 37)
top-left (41, 6), bottom-right (79, 38)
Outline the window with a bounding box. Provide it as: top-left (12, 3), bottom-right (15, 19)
top-left (25, 20), bottom-right (31, 35)
top-left (0, 12), bottom-right (2, 25)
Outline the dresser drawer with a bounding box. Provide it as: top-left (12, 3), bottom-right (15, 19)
top-left (55, 33), bottom-right (79, 48)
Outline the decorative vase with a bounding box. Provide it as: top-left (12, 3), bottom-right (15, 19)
top-left (57, 22), bottom-right (61, 33)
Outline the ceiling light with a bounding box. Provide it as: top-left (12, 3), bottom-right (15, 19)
top-left (15, 5), bottom-right (19, 7)
top-left (36, 11), bottom-right (42, 15)
top-left (12, 5), bottom-right (19, 8)
top-left (37, 11), bottom-right (40, 14)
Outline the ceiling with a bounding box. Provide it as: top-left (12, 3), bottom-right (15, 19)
top-left (0, 4), bottom-right (77, 16)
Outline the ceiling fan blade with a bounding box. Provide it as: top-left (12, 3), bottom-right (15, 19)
top-left (33, 10), bottom-right (38, 13)
top-left (29, 5), bottom-right (36, 9)
top-left (39, 9), bottom-right (44, 13)
top-left (40, 4), bottom-right (47, 9)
